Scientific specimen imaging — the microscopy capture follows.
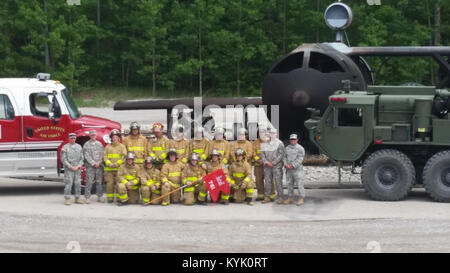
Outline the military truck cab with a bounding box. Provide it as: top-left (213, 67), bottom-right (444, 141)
top-left (305, 86), bottom-right (450, 202)
top-left (0, 74), bottom-right (121, 178)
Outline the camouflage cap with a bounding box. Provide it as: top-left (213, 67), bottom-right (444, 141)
top-left (69, 133), bottom-right (76, 138)
top-left (89, 130), bottom-right (96, 135)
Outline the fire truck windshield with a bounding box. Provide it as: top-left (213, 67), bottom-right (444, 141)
top-left (61, 89), bottom-right (81, 119)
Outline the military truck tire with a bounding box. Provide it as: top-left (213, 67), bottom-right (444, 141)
top-left (362, 149), bottom-right (415, 201)
top-left (423, 150), bottom-right (450, 202)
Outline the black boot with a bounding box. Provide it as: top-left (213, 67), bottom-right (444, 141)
top-left (117, 201), bottom-right (128, 206)
top-left (197, 200), bottom-right (207, 206)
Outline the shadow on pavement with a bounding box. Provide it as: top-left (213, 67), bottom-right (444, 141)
top-left (0, 179), bottom-right (64, 196)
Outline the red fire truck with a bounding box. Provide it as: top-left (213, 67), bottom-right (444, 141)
top-left (0, 73), bottom-right (121, 179)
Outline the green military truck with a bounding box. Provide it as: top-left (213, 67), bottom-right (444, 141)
top-left (305, 85), bottom-right (450, 202)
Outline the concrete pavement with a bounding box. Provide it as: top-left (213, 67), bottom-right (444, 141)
top-left (0, 177), bottom-right (449, 252)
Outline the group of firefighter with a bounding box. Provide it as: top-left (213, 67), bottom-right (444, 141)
top-left (61, 121), bottom-right (306, 207)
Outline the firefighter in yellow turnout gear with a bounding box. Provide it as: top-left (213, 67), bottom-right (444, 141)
top-left (103, 129), bottom-right (127, 203)
top-left (117, 152), bottom-right (141, 205)
top-left (167, 125), bottom-right (190, 165)
top-left (123, 122), bottom-right (147, 165)
top-left (190, 127), bottom-right (210, 165)
top-left (160, 149), bottom-right (185, 205)
top-left (228, 149), bottom-right (255, 205)
top-left (147, 122), bottom-right (169, 169)
top-left (182, 153), bottom-right (206, 205)
top-left (206, 127), bottom-right (230, 165)
top-left (202, 149), bottom-right (232, 204)
top-left (140, 157), bottom-right (161, 205)
top-left (229, 128), bottom-right (253, 163)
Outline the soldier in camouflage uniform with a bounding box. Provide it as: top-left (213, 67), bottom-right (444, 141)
top-left (261, 128), bottom-right (285, 204)
top-left (283, 134), bottom-right (306, 206)
top-left (61, 133), bottom-right (84, 205)
top-left (83, 130), bottom-right (105, 204)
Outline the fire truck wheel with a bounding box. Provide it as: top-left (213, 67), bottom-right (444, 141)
top-left (423, 150), bottom-right (450, 202)
top-left (362, 149), bottom-right (415, 201)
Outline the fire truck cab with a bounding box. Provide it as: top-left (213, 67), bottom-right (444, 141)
top-left (0, 73), bottom-right (121, 178)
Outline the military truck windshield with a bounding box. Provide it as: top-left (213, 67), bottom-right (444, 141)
top-left (61, 89), bottom-right (81, 119)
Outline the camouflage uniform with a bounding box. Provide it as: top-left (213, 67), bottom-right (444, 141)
top-left (61, 143), bottom-right (84, 200)
top-left (261, 138), bottom-right (285, 199)
top-left (83, 139), bottom-right (104, 199)
top-left (283, 143), bottom-right (306, 198)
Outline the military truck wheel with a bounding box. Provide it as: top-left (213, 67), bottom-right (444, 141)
top-left (362, 149), bottom-right (415, 201)
top-left (423, 151), bottom-right (450, 202)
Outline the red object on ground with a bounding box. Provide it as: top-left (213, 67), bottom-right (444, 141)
top-left (203, 169), bottom-right (230, 203)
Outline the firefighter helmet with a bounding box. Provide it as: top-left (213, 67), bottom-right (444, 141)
top-left (189, 153), bottom-right (200, 161)
top-left (210, 149), bottom-right (221, 157)
top-left (153, 122), bottom-right (164, 132)
top-left (110, 129), bottom-right (121, 138)
top-left (176, 124), bottom-right (184, 132)
top-left (238, 128), bottom-right (247, 135)
top-left (130, 121), bottom-right (140, 131)
top-left (235, 148), bottom-right (246, 157)
top-left (167, 148), bottom-right (178, 158)
top-left (145, 156), bottom-right (156, 165)
top-left (126, 152), bottom-right (135, 160)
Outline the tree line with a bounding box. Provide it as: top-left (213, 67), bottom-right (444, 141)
top-left (0, 0), bottom-right (448, 97)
